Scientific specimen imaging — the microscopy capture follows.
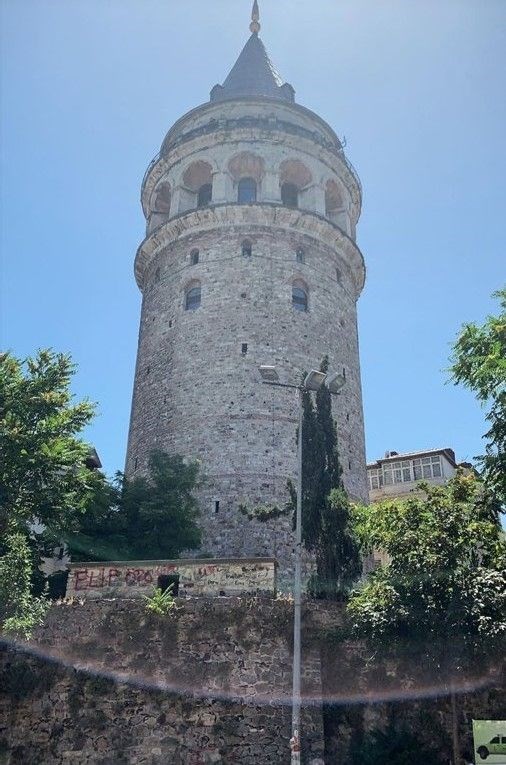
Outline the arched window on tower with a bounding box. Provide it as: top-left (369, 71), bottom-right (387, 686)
top-left (238, 177), bottom-right (257, 204)
top-left (279, 159), bottom-right (312, 210)
top-left (185, 283), bottom-right (201, 311)
top-left (197, 183), bottom-right (213, 208)
top-left (281, 182), bottom-right (299, 209)
top-left (292, 282), bottom-right (308, 312)
top-left (182, 161), bottom-right (213, 212)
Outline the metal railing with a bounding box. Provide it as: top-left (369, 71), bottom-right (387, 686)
top-left (140, 115), bottom-right (362, 200)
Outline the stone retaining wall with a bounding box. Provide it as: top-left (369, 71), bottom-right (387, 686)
top-left (0, 599), bottom-right (503, 764)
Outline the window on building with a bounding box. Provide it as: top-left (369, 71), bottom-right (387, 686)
top-left (190, 249), bottom-right (199, 265)
top-left (214, 500), bottom-right (220, 514)
top-left (185, 284), bottom-right (201, 311)
top-left (381, 455), bottom-right (442, 486)
top-left (292, 285), bottom-right (308, 312)
top-left (281, 182), bottom-right (299, 208)
top-left (241, 343), bottom-right (248, 355)
top-left (197, 183), bottom-right (212, 208)
top-left (242, 240), bottom-right (252, 257)
top-left (238, 177), bottom-right (257, 204)
top-left (296, 248), bottom-right (305, 264)
top-left (413, 455), bottom-right (442, 480)
top-left (368, 468), bottom-right (383, 491)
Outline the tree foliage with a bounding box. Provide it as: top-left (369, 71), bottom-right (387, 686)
top-left (449, 288), bottom-right (506, 508)
top-left (0, 350), bottom-right (99, 538)
top-left (0, 533), bottom-right (49, 639)
top-left (67, 451), bottom-right (202, 562)
top-left (349, 473), bottom-right (506, 660)
top-left (291, 357), bottom-right (362, 598)
top-left (0, 350), bottom-right (99, 635)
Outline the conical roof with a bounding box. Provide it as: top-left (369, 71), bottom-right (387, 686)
top-left (210, 30), bottom-right (295, 104)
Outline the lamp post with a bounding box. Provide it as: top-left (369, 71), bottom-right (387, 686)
top-left (258, 365), bottom-right (345, 765)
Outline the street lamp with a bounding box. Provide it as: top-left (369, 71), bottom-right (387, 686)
top-left (258, 365), bottom-right (345, 764)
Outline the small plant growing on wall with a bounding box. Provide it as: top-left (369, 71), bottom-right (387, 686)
top-left (143, 585), bottom-right (176, 616)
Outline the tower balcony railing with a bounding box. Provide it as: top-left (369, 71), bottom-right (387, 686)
top-left (141, 115), bottom-right (362, 201)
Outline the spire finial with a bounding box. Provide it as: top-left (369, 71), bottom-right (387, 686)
top-left (250, 0), bottom-right (260, 34)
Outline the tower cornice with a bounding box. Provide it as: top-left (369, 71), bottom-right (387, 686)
top-left (134, 203), bottom-right (366, 297)
top-left (141, 105), bottom-right (362, 223)
top-left (160, 98), bottom-right (342, 162)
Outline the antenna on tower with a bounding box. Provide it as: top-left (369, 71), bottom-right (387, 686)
top-left (250, 0), bottom-right (261, 34)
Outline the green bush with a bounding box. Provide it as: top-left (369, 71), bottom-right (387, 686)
top-left (0, 533), bottom-right (49, 639)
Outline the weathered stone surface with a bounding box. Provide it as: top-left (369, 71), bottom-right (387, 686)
top-left (0, 600), bottom-right (503, 764)
top-left (66, 557), bottom-right (276, 599)
top-left (125, 95), bottom-right (369, 585)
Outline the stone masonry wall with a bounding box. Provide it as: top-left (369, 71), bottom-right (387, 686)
top-left (0, 598), bottom-right (327, 765)
top-left (126, 205), bottom-right (367, 584)
top-left (1, 599), bottom-right (503, 764)
top-left (66, 558), bottom-right (276, 599)
top-left (126, 95), bottom-right (368, 585)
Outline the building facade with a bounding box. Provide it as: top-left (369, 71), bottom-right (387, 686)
top-left (367, 448), bottom-right (460, 503)
top-left (126, 4), bottom-right (368, 572)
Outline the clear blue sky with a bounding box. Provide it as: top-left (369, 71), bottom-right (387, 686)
top-left (1, 0), bottom-right (504, 477)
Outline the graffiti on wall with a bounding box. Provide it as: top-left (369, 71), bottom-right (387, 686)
top-left (72, 564), bottom-right (178, 591)
top-left (71, 564), bottom-right (221, 592)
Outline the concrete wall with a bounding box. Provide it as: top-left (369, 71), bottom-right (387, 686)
top-left (66, 558), bottom-right (276, 599)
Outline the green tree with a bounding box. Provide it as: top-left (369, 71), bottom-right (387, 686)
top-left (349, 473), bottom-right (505, 765)
top-left (0, 350), bottom-right (98, 539)
top-left (0, 350), bottom-right (99, 634)
top-left (67, 451), bottom-right (202, 561)
top-left (290, 357), bottom-right (362, 598)
top-left (349, 473), bottom-right (506, 656)
top-left (449, 288), bottom-right (506, 509)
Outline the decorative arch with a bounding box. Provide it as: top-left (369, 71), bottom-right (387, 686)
top-left (279, 159), bottom-right (312, 210)
top-left (325, 179), bottom-right (348, 230)
top-left (182, 160), bottom-right (213, 191)
top-left (151, 181), bottom-right (171, 214)
top-left (228, 152), bottom-right (265, 183)
top-left (325, 179), bottom-right (344, 214)
top-left (279, 159), bottom-right (312, 189)
top-left (181, 160), bottom-right (214, 211)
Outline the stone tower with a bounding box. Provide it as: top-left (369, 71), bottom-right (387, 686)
top-left (126, 3), bottom-right (367, 573)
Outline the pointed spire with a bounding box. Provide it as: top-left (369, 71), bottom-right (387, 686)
top-left (250, 1), bottom-right (260, 34)
top-left (209, 1), bottom-right (295, 104)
